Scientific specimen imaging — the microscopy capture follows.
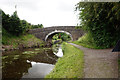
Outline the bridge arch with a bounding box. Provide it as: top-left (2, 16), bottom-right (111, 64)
top-left (45, 30), bottom-right (73, 41)
top-left (28, 26), bottom-right (85, 41)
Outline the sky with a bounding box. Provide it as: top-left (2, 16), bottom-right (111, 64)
top-left (0, 0), bottom-right (80, 27)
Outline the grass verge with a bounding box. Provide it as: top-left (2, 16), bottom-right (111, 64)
top-left (2, 28), bottom-right (44, 49)
top-left (45, 42), bottom-right (84, 78)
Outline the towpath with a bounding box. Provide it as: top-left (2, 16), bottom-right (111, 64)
top-left (69, 43), bottom-right (118, 78)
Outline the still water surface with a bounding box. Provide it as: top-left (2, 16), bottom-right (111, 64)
top-left (2, 48), bottom-right (59, 79)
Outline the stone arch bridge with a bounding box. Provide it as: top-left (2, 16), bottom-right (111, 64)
top-left (28, 26), bottom-right (84, 42)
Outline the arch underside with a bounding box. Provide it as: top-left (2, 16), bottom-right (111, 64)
top-left (45, 30), bottom-right (73, 41)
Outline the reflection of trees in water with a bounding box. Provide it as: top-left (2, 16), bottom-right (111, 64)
top-left (2, 60), bottom-right (32, 79)
top-left (52, 44), bottom-right (60, 53)
top-left (28, 49), bottom-right (58, 64)
top-left (2, 48), bottom-right (58, 79)
top-left (2, 50), bottom-right (32, 79)
top-left (3, 59), bottom-right (32, 79)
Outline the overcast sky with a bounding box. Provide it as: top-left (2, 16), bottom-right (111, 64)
top-left (0, 0), bottom-right (80, 27)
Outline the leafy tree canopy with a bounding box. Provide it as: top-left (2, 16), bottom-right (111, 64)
top-left (76, 2), bottom-right (120, 48)
top-left (1, 9), bottom-right (43, 36)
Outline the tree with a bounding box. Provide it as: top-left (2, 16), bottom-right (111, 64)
top-left (2, 11), bottom-right (43, 36)
top-left (2, 10), bottom-right (22, 35)
top-left (9, 11), bottom-right (22, 35)
top-left (2, 9), bottom-right (44, 36)
top-left (76, 2), bottom-right (120, 48)
top-left (31, 24), bottom-right (43, 29)
top-left (52, 33), bottom-right (71, 41)
top-left (2, 10), bottom-right (10, 30)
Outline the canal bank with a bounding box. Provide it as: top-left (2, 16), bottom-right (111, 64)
top-left (2, 47), bottom-right (58, 79)
top-left (46, 42), bottom-right (84, 78)
top-left (2, 34), bottom-right (47, 52)
top-left (2, 31), bottom-right (84, 78)
top-left (2, 41), bottom-right (84, 79)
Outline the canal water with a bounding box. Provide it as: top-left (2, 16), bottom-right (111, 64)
top-left (2, 46), bottom-right (62, 79)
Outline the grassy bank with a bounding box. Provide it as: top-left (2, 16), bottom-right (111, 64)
top-left (2, 29), bottom-right (44, 50)
top-left (72, 33), bottom-right (106, 49)
top-left (46, 42), bottom-right (84, 78)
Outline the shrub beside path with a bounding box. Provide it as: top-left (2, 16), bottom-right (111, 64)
top-left (69, 43), bottom-right (118, 78)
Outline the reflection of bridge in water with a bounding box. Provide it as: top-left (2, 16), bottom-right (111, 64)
top-left (28, 26), bottom-right (84, 42)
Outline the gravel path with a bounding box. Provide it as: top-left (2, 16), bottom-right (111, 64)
top-left (69, 43), bottom-right (118, 78)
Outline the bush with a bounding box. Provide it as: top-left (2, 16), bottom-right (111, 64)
top-left (76, 2), bottom-right (120, 48)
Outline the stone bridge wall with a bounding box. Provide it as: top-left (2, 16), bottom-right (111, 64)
top-left (28, 26), bottom-right (84, 41)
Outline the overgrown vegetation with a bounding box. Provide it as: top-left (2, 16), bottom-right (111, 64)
top-left (76, 2), bottom-right (120, 48)
top-left (1, 9), bottom-right (44, 48)
top-left (2, 9), bottom-right (43, 36)
top-left (73, 32), bottom-right (109, 49)
top-left (46, 42), bottom-right (84, 78)
top-left (2, 28), bottom-right (44, 49)
top-left (52, 33), bottom-right (71, 44)
top-left (73, 32), bottom-right (101, 49)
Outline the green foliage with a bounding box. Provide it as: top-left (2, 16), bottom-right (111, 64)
top-left (20, 20), bottom-right (30, 33)
top-left (2, 11), bottom-right (23, 35)
top-left (61, 33), bottom-right (71, 41)
top-left (2, 28), bottom-right (44, 48)
top-left (73, 33), bottom-right (106, 49)
top-left (19, 34), bottom-right (44, 48)
top-left (31, 24), bottom-right (43, 29)
top-left (76, 2), bottom-right (120, 48)
top-left (52, 34), bottom-right (59, 40)
top-left (1, 9), bottom-right (43, 36)
top-left (2, 28), bottom-right (13, 44)
top-left (52, 33), bottom-right (71, 42)
top-left (46, 42), bottom-right (84, 78)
